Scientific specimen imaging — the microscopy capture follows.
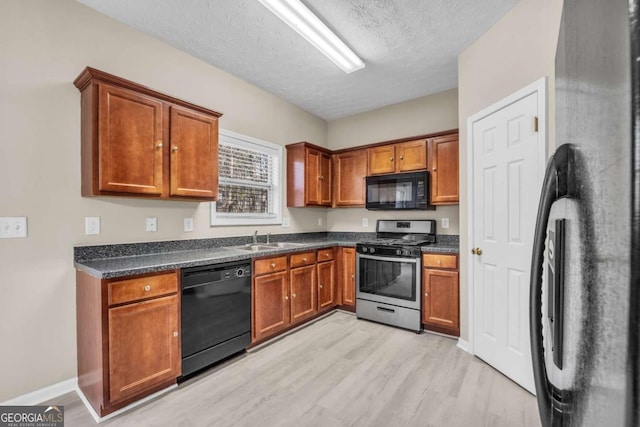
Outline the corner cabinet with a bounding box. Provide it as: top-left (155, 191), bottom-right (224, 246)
top-left (429, 133), bottom-right (459, 204)
top-left (286, 142), bottom-right (332, 207)
top-left (332, 149), bottom-right (367, 207)
top-left (422, 253), bottom-right (459, 336)
top-left (76, 270), bottom-right (181, 417)
top-left (74, 67), bottom-right (221, 201)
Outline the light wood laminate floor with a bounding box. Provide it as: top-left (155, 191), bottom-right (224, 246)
top-left (45, 311), bottom-right (540, 427)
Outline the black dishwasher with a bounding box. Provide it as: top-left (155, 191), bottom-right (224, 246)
top-left (180, 260), bottom-right (251, 379)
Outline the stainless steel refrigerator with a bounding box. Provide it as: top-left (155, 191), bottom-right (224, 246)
top-left (529, 0), bottom-right (640, 426)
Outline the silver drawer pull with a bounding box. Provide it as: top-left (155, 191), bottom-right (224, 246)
top-left (144, 285), bottom-right (151, 291)
top-left (271, 263), bottom-right (276, 268)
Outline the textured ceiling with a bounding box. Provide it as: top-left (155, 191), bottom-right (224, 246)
top-left (77, 0), bottom-right (520, 121)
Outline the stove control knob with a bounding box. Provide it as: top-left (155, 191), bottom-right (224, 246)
top-left (396, 249), bottom-right (402, 256)
top-left (370, 247), bottom-right (376, 254)
top-left (404, 249), bottom-right (411, 256)
top-left (361, 247), bottom-right (368, 253)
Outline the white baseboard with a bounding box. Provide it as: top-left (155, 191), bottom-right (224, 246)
top-left (77, 384), bottom-right (177, 424)
top-left (0, 378), bottom-right (77, 406)
top-left (457, 338), bottom-right (472, 354)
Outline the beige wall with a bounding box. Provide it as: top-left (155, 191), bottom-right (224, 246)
top-left (326, 89), bottom-right (460, 234)
top-left (457, 0), bottom-right (563, 340)
top-left (0, 0), bottom-right (328, 401)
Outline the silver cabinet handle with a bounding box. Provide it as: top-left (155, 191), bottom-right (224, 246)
top-left (271, 263), bottom-right (276, 268)
top-left (319, 284), bottom-right (323, 289)
top-left (292, 293), bottom-right (296, 298)
top-left (173, 331), bottom-right (178, 337)
top-left (284, 295), bottom-right (289, 301)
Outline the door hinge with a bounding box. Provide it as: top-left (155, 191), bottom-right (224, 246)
top-left (534, 116), bottom-right (539, 133)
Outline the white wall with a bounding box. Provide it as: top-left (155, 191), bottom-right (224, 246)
top-left (0, 0), bottom-right (328, 401)
top-left (326, 89), bottom-right (460, 234)
top-left (457, 0), bottom-right (563, 340)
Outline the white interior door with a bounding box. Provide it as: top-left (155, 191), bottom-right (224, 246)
top-left (471, 88), bottom-right (544, 394)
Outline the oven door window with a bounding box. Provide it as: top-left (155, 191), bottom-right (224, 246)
top-left (358, 257), bottom-right (417, 301)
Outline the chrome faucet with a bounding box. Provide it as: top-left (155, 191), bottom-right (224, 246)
top-left (253, 230), bottom-right (258, 244)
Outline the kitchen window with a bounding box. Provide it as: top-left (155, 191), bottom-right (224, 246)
top-left (210, 129), bottom-right (283, 226)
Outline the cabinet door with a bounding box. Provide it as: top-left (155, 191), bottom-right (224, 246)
top-left (290, 265), bottom-right (317, 324)
top-left (396, 139), bottom-right (427, 172)
top-left (317, 260), bottom-right (336, 311)
top-left (108, 294), bottom-right (180, 403)
top-left (430, 133), bottom-right (459, 204)
top-left (341, 247), bottom-right (356, 306)
top-left (305, 148), bottom-right (321, 204)
top-left (98, 84), bottom-right (164, 195)
top-left (333, 150), bottom-right (367, 207)
top-left (169, 106), bottom-right (219, 199)
top-left (319, 152), bottom-right (332, 205)
top-left (253, 271), bottom-right (290, 341)
top-left (367, 145), bottom-right (395, 175)
top-left (422, 269), bottom-right (459, 336)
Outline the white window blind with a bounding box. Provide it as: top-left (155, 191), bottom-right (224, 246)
top-left (211, 129), bottom-right (282, 226)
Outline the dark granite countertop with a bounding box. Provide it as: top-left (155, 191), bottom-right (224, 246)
top-left (75, 232), bottom-right (459, 279)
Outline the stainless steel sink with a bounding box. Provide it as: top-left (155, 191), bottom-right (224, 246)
top-left (264, 242), bottom-right (305, 249)
top-left (233, 242), bottom-right (306, 251)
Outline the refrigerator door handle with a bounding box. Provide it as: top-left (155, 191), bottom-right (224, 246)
top-left (530, 144), bottom-right (576, 426)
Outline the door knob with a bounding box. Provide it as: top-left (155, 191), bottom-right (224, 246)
top-left (471, 247), bottom-right (483, 255)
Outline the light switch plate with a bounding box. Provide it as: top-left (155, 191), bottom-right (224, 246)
top-left (318, 217), bottom-right (323, 227)
top-left (0, 217), bottom-right (27, 238)
top-left (282, 217), bottom-right (290, 228)
top-left (184, 218), bottom-right (194, 232)
top-left (442, 218), bottom-right (450, 229)
top-left (146, 217), bottom-right (157, 232)
top-left (85, 217), bottom-right (100, 235)
top-left (362, 218), bottom-right (369, 227)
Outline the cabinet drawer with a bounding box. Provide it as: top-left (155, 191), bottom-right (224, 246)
top-left (317, 248), bottom-right (334, 262)
top-left (422, 254), bottom-right (457, 269)
top-left (254, 256), bottom-right (288, 275)
top-left (290, 251), bottom-right (316, 268)
top-left (108, 271), bottom-right (178, 306)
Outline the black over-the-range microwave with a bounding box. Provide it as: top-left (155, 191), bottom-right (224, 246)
top-left (365, 171), bottom-right (435, 210)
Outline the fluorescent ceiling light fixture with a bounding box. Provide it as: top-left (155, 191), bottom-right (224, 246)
top-left (259, 0), bottom-right (365, 73)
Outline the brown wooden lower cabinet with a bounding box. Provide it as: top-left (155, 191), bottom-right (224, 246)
top-left (317, 258), bottom-right (336, 311)
top-left (422, 253), bottom-right (460, 336)
top-left (76, 269), bottom-right (181, 417)
top-left (340, 247), bottom-right (356, 307)
top-left (252, 248), bottom-right (339, 343)
top-left (290, 265), bottom-right (317, 323)
top-left (252, 270), bottom-right (290, 342)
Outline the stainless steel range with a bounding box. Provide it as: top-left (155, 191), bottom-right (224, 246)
top-left (356, 219), bottom-right (436, 332)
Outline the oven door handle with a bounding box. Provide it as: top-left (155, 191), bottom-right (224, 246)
top-left (356, 254), bottom-right (419, 263)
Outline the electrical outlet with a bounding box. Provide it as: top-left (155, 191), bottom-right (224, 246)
top-left (442, 218), bottom-right (450, 229)
top-left (318, 217), bottom-right (323, 227)
top-left (85, 217), bottom-right (100, 235)
top-left (184, 218), bottom-right (194, 232)
top-left (146, 217), bottom-right (157, 232)
top-left (0, 217), bottom-right (28, 238)
top-left (362, 218), bottom-right (368, 227)
top-left (282, 217), bottom-right (290, 228)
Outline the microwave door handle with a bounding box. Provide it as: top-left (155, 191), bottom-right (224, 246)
top-left (530, 143), bottom-right (576, 427)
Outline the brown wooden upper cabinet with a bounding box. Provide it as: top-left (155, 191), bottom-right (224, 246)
top-left (286, 142), bottom-right (332, 207)
top-left (74, 67), bottom-right (221, 201)
top-left (429, 133), bottom-right (459, 204)
top-left (367, 139), bottom-right (428, 175)
top-left (332, 149), bottom-right (367, 207)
